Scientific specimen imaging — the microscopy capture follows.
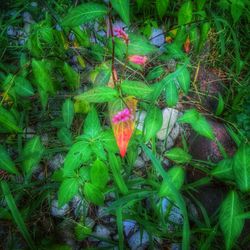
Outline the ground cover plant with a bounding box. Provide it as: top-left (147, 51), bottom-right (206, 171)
top-left (0, 0), bottom-right (250, 249)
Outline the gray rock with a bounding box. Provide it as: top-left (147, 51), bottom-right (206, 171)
top-left (150, 28), bottom-right (165, 47)
top-left (170, 243), bottom-right (182, 250)
top-left (30, 2), bottom-right (38, 7)
top-left (136, 111), bottom-right (147, 132)
top-left (51, 199), bottom-right (69, 217)
top-left (128, 230), bottom-right (149, 250)
top-left (23, 127), bottom-right (35, 139)
top-left (48, 153), bottom-right (64, 170)
top-left (157, 108), bottom-right (179, 140)
top-left (85, 217), bottom-right (95, 229)
top-left (134, 156), bottom-right (145, 168)
top-left (41, 133), bottom-right (49, 146)
top-left (72, 195), bottom-right (88, 217)
top-left (141, 151), bottom-right (149, 162)
top-left (165, 136), bottom-right (174, 150)
top-left (97, 206), bottom-right (109, 218)
top-left (22, 12), bottom-right (33, 23)
top-left (7, 26), bottom-right (17, 37)
top-left (94, 225), bottom-right (111, 239)
top-left (123, 220), bottom-right (137, 237)
top-left (170, 123), bottom-right (180, 141)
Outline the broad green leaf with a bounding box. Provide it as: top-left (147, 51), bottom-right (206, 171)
top-left (219, 191), bottom-right (244, 250)
top-left (84, 183), bottom-right (104, 205)
top-left (198, 22), bottom-right (211, 51)
top-left (121, 80), bottom-right (153, 99)
top-left (0, 145), bottom-right (18, 175)
top-left (57, 127), bottom-right (73, 146)
top-left (22, 136), bottom-right (44, 175)
top-left (84, 107), bottom-right (101, 138)
top-left (178, 1), bottom-right (193, 25)
top-left (110, 0), bottom-right (130, 25)
top-left (156, 0), bottom-right (169, 18)
top-left (58, 178), bottom-right (79, 207)
top-left (178, 109), bottom-right (200, 123)
top-left (101, 130), bottom-right (119, 153)
top-left (211, 158), bottom-right (234, 181)
top-left (192, 116), bottom-right (215, 140)
top-left (165, 147), bottom-right (192, 164)
top-left (196, 0), bottom-right (206, 10)
top-left (0, 106), bottom-right (21, 133)
top-left (14, 76), bottom-right (34, 97)
top-left (1, 181), bottom-right (36, 250)
top-left (177, 66), bottom-right (190, 94)
top-left (109, 153), bottom-right (128, 195)
top-left (90, 159), bottom-right (109, 190)
top-left (146, 66), bottom-right (165, 81)
top-left (75, 86), bottom-right (118, 103)
top-left (91, 142), bottom-right (107, 161)
top-left (159, 167), bottom-right (185, 199)
top-left (38, 88), bottom-right (49, 110)
top-left (165, 80), bottom-right (178, 107)
top-left (189, 26), bottom-right (199, 51)
top-left (74, 222), bottom-right (92, 241)
top-left (231, 0), bottom-right (244, 23)
top-left (128, 34), bottom-right (157, 55)
top-left (63, 63), bottom-right (80, 89)
top-left (215, 93), bottom-right (224, 116)
top-left (32, 59), bottom-right (54, 93)
top-left (144, 106), bottom-right (163, 141)
top-left (62, 99), bottom-right (74, 129)
top-left (63, 141), bottom-right (91, 176)
top-left (233, 144), bottom-right (250, 192)
top-left (62, 3), bottom-right (108, 27)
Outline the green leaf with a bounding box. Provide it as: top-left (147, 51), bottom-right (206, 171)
top-left (0, 145), bottom-right (18, 175)
top-left (0, 106), bottom-right (21, 133)
top-left (63, 141), bottom-right (91, 176)
top-left (165, 147), bottom-right (192, 164)
top-left (121, 80), bottom-right (153, 99)
top-left (165, 80), bottom-right (178, 107)
top-left (110, 0), bottom-right (130, 25)
top-left (215, 93), bottom-right (224, 116)
top-left (62, 99), bottom-right (74, 129)
top-left (144, 106), bottom-right (163, 141)
top-left (219, 191), bottom-right (244, 250)
top-left (57, 127), bottom-right (73, 146)
top-left (84, 107), bottom-right (102, 138)
top-left (178, 108), bottom-right (200, 123)
top-left (146, 66), bottom-right (165, 81)
top-left (198, 22), bottom-right (211, 51)
top-left (22, 136), bottom-right (44, 175)
top-left (109, 153), bottom-right (128, 195)
top-left (74, 222), bottom-right (92, 241)
top-left (90, 159), bottom-right (109, 190)
top-left (62, 3), bottom-right (108, 27)
top-left (84, 183), bottom-right (104, 205)
top-left (156, 0), bottom-right (169, 18)
top-left (63, 63), bottom-right (80, 89)
top-left (75, 86), bottom-right (118, 103)
top-left (128, 34), bottom-right (157, 55)
top-left (178, 1), bottom-right (193, 25)
top-left (159, 167), bottom-right (185, 199)
top-left (177, 66), bottom-right (190, 94)
top-left (211, 158), bottom-right (234, 181)
top-left (233, 144), bottom-right (250, 192)
top-left (14, 76), bottom-right (34, 97)
top-left (192, 116), bottom-right (215, 140)
top-left (58, 178), bottom-right (79, 207)
top-left (32, 59), bottom-right (54, 93)
top-left (1, 181), bottom-right (36, 250)
top-left (231, 0), bottom-right (244, 23)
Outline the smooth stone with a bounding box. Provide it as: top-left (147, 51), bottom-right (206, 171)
top-left (123, 220), bottom-right (137, 237)
top-left (85, 217), bottom-right (95, 229)
top-left (71, 195), bottom-right (88, 217)
top-left (157, 108), bottom-right (179, 140)
top-left (48, 153), bottom-right (64, 170)
top-left (97, 206), bottom-right (109, 218)
top-left (94, 225), bottom-right (111, 239)
top-left (134, 156), bottom-right (145, 168)
top-left (128, 230), bottom-right (149, 250)
top-left (170, 123), bottom-right (180, 141)
top-left (166, 136), bottom-right (174, 150)
top-left (150, 28), bottom-right (165, 47)
top-left (136, 111), bottom-right (147, 132)
top-left (23, 127), bottom-right (35, 139)
top-left (51, 199), bottom-right (69, 217)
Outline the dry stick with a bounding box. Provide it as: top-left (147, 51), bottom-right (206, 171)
top-left (192, 60), bottom-right (202, 103)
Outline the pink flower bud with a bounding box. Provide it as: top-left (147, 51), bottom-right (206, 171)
top-left (128, 55), bottom-right (148, 65)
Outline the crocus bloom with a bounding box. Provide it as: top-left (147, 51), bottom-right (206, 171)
top-left (114, 27), bottom-right (129, 44)
top-left (128, 55), bottom-right (148, 65)
top-left (112, 108), bottom-right (133, 124)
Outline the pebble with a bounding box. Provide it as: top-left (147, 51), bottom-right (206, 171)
top-left (123, 220), bottom-right (137, 237)
top-left (48, 153), bottom-right (64, 170)
top-left (128, 230), bottom-right (149, 250)
top-left (157, 108), bottom-right (179, 140)
top-left (150, 28), bottom-right (165, 47)
top-left (170, 243), bottom-right (182, 250)
top-left (134, 156), bottom-right (145, 168)
top-left (51, 199), bottom-right (69, 217)
top-left (170, 123), bottom-right (180, 141)
top-left (85, 217), bottom-right (95, 229)
top-left (136, 111), bottom-right (147, 132)
top-left (94, 225), bottom-right (111, 239)
top-left (71, 195), bottom-right (88, 217)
